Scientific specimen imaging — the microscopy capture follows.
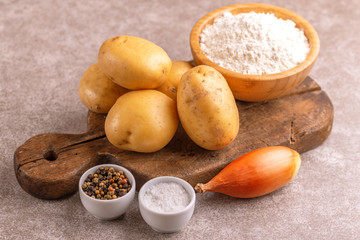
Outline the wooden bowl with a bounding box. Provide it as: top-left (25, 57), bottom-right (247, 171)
top-left (190, 3), bottom-right (320, 102)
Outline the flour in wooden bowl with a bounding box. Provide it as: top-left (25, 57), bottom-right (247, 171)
top-left (199, 11), bottom-right (310, 75)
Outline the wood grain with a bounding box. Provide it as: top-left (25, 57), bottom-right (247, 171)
top-left (14, 77), bottom-right (333, 199)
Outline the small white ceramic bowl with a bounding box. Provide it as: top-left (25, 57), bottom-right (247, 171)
top-left (79, 164), bottom-right (136, 220)
top-left (138, 176), bottom-right (196, 233)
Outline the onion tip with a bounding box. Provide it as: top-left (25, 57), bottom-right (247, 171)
top-left (194, 183), bottom-right (206, 193)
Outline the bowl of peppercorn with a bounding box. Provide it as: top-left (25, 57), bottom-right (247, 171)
top-left (79, 164), bottom-right (136, 220)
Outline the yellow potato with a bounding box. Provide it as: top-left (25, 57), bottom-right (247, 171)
top-left (98, 35), bottom-right (172, 90)
top-left (78, 62), bottom-right (128, 113)
top-left (155, 79), bottom-right (177, 101)
top-left (105, 90), bottom-right (179, 153)
top-left (177, 65), bottom-right (239, 150)
top-left (167, 61), bottom-right (194, 89)
top-left (156, 60), bottom-right (193, 101)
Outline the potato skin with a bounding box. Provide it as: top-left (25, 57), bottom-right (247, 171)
top-left (177, 65), bottom-right (239, 150)
top-left (98, 35), bottom-right (172, 90)
top-left (105, 90), bottom-right (179, 153)
top-left (166, 61), bottom-right (194, 89)
top-left (156, 60), bottom-right (193, 101)
top-left (78, 62), bottom-right (128, 113)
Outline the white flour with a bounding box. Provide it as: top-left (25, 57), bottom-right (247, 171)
top-left (199, 11), bottom-right (310, 75)
top-left (143, 182), bottom-right (190, 213)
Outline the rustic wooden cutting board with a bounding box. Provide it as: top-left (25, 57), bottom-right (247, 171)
top-left (14, 76), bottom-right (333, 199)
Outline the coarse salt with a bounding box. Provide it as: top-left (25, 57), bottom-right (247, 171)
top-left (199, 11), bottom-right (310, 75)
top-left (143, 182), bottom-right (190, 213)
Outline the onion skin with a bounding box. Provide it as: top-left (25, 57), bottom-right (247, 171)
top-left (195, 146), bottom-right (301, 198)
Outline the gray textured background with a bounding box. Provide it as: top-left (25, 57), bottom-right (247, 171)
top-left (1, 0), bottom-right (359, 239)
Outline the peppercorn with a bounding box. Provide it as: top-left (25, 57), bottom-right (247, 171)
top-left (82, 166), bottom-right (132, 200)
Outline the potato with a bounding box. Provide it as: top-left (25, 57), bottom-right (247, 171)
top-left (177, 65), bottom-right (239, 150)
top-left (156, 60), bottom-right (193, 101)
top-left (98, 35), bottom-right (172, 90)
top-left (78, 62), bottom-right (128, 113)
top-left (105, 90), bottom-right (179, 153)
top-left (166, 61), bottom-right (194, 89)
top-left (155, 79), bottom-right (177, 101)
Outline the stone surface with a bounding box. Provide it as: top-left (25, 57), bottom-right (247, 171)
top-left (1, 0), bottom-right (359, 239)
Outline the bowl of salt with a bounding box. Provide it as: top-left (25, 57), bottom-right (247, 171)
top-left (138, 176), bottom-right (196, 233)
